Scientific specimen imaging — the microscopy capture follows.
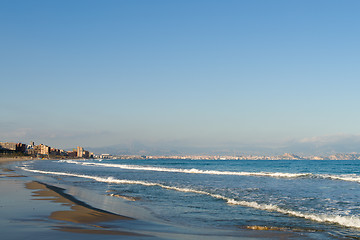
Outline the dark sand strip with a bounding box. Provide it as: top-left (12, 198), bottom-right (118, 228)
top-left (25, 181), bottom-right (146, 236)
top-left (0, 164), bottom-right (26, 178)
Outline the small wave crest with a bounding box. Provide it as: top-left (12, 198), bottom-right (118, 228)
top-left (59, 161), bottom-right (310, 178)
top-left (20, 166), bottom-right (360, 229)
top-left (58, 160), bottom-right (360, 183)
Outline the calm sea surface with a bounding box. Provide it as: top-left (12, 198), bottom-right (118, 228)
top-left (19, 159), bottom-right (360, 239)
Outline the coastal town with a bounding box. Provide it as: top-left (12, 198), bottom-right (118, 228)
top-left (0, 141), bottom-right (94, 159)
top-left (1, 141), bottom-right (360, 160)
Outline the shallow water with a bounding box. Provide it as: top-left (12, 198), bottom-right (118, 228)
top-left (19, 159), bottom-right (360, 239)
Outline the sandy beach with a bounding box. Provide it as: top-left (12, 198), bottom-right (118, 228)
top-left (0, 157), bottom-right (34, 163)
top-left (0, 159), bottom-right (304, 240)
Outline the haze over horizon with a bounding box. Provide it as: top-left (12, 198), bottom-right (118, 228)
top-left (2, 1), bottom-right (360, 155)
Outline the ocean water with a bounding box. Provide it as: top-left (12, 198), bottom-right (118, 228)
top-left (19, 159), bottom-right (360, 239)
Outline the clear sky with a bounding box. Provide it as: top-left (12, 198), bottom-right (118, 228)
top-left (1, 0), bottom-right (360, 153)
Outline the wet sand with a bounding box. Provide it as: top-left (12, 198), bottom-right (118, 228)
top-left (25, 181), bottom-right (145, 236)
top-left (0, 160), bottom-right (148, 239)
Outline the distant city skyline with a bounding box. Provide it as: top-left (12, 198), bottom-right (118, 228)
top-left (1, 1), bottom-right (360, 154)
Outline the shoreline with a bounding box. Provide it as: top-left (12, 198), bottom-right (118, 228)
top-left (0, 159), bottom-right (305, 239)
top-left (0, 161), bottom-right (156, 239)
top-left (25, 181), bottom-right (146, 236)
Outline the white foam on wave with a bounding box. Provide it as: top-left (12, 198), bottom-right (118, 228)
top-left (20, 166), bottom-right (360, 229)
top-left (59, 160), bottom-right (310, 178)
top-left (320, 174), bottom-right (360, 183)
top-left (59, 160), bottom-right (360, 183)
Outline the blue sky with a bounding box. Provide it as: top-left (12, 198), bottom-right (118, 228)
top-left (1, 0), bottom-right (360, 153)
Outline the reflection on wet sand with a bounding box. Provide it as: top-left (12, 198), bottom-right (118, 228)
top-left (0, 167), bottom-right (26, 177)
top-left (25, 181), bottom-right (146, 236)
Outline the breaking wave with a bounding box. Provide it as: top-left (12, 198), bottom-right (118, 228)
top-left (20, 166), bottom-right (360, 229)
top-left (59, 160), bottom-right (360, 183)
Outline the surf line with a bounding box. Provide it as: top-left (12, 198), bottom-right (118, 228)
top-left (60, 160), bottom-right (312, 178)
top-left (20, 166), bottom-right (360, 229)
top-left (60, 160), bottom-right (360, 183)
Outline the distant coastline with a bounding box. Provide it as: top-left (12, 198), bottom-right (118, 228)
top-left (112, 153), bottom-right (360, 161)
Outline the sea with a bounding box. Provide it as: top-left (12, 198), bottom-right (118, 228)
top-left (17, 159), bottom-right (360, 239)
